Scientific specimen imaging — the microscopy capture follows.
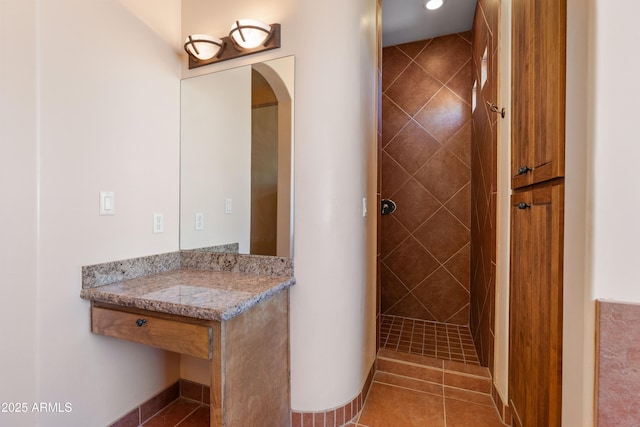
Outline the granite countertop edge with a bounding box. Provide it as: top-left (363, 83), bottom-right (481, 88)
top-left (81, 274), bottom-right (295, 321)
top-left (81, 251), bottom-right (295, 321)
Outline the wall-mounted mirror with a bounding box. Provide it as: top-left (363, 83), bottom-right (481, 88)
top-left (180, 56), bottom-right (294, 257)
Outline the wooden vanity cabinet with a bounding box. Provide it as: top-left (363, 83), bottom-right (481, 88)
top-left (92, 305), bottom-right (214, 359)
top-left (91, 290), bottom-right (291, 427)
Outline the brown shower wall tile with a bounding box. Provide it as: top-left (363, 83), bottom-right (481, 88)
top-left (381, 152), bottom-right (410, 198)
top-left (382, 46), bottom-right (411, 91)
top-left (414, 89), bottom-right (472, 144)
top-left (415, 34), bottom-right (472, 84)
top-left (380, 32), bottom-right (472, 325)
top-left (381, 95), bottom-right (411, 146)
top-left (386, 63), bottom-right (442, 117)
top-left (396, 39), bottom-right (430, 60)
top-left (596, 300), bottom-right (640, 426)
top-left (470, 0), bottom-right (498, 373)
top-left (385, 121), bottom-right (442, 174)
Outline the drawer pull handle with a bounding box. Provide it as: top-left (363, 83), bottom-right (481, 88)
top-left (517, 166), bottom-right (532, 175)
top-left (136, 319), bottom-right (147, 327)
top-left (517, 202), bottom-right (531, 210)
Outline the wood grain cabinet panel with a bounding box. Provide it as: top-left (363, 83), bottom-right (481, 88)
top-left (90, 290), bottom-right (290, 427)
top-left (91, 305), bottom-right (213, 359)
top-left (511, 0), bottom-right (566, 189)
top-left (510, 0), bottom-right (566, 424)
top-left (509, 181), bottom-right (564, 427)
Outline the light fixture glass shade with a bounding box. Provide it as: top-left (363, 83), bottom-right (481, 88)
top-left (425, 0), bottom-right (445, 10)
top-left (229, 19), bottom-right (272, 50)
top-left (184, 34), bottom-right (224, 61)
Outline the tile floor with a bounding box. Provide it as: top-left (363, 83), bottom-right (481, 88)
top-left (142, 399), bottom-right (209, 427)
top-left (380, 314), bottom-right (480, 365)
top-left (348, 349), bottom-right (507, 427)
top-left (143, 316), bottom-right (503, 427)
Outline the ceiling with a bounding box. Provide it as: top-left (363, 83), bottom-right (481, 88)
top-left (382, 0), bottom-right (478, 47)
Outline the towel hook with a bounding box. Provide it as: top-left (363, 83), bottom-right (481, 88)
top-left (486, 101), bottom-right (506, 118)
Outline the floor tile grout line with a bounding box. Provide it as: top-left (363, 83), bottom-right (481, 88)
top-left (171, 402), bottom-right (203, 427)
top-left (409, 319), bottom-right (415, 352)
top-left (422, 319), bottom-right (427, 356)
top-left (443, 390), bottom-right (448, 427)
top-left (376, 368), bottom-right (492, 393)
top-left (442, 394), bottom-right (499, 409)
top-left (139, 397), bottom-right (186, 427)
top-left (373, 379), bottom-right (444, 398)
top-left (443, 323), bottom-right (449, 360)
top-left (442, 348), bottom-right (448, 427)
top-left (392, 315), bottom-right (400, 350)
top-left (394, 317), bottom-right (401, 351)
top-left (381, 317), bottom-right (390, 349)
top-left (456, 325), bottom-right (468, 364)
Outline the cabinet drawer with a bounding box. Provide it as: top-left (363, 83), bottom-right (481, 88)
top-left (91, 306), bottom-right (212, 359)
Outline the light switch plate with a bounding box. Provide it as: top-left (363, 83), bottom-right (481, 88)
top-left (225, 198), bottom-right (233, 214)
top-left (195, 212), bottom-right (204, 230)
top-left (100, 191), bottom-right (115, 215)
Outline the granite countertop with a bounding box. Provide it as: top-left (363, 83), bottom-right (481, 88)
top-left (81, 268), bottom-right (295, 321)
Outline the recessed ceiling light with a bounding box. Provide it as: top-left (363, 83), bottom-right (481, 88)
top-left (425, 0), bottom-right (445, 10)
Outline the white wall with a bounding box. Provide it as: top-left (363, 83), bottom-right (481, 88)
top-left (292, 0), bottom-right (377, 409)
top-left (0, 1), bottom-right (38, 426)
top-left (182, 0), bottom-right (378, 412)
top-left (0, 0), bottom-right (182, 425)
top-left (289, 0), bottom-right (377, 411)
top-left (562, 0), bottom-right (593, 425)
top-left (493, 0), bottom-right (512, 406)
top-left (590, 2), bottom-right (640, 302)
top-left (566, 0), bottom-right (640, 423)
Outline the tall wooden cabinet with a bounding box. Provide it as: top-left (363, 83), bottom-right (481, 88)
top-left (509, 182), bottom-right (564, 427)
top-left (509, 0), bottom-right (566, 425)
top-left (511, 0), bottom-right (566, 190)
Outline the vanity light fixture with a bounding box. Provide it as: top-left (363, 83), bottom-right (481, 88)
top-left (184, 34), bottom-right (224, 61)
top-left (184, 19), bottom-right (281, 69)
top-left (425, 0), bottom-right (445, 10)
top-left (229, 19), bottom-right (274, 50)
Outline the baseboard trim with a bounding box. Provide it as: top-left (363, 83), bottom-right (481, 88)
top-left (291, 361), bottom-right (376, 427)
top-left (490, 382), bottom-right (512, 425)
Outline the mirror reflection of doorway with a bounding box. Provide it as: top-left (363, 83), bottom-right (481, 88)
top-left (250, 64), bottom-right (292, 257)
top-left (250, 69), bottom-right (278, 256)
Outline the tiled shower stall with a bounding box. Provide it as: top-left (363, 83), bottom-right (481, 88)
top-left (379, 0), bottom-right (499, 373)
top-left (380, 32), bottom-right (474, 360)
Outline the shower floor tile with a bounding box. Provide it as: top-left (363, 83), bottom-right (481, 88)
top-left (379, 314), bottom-right (480, 365)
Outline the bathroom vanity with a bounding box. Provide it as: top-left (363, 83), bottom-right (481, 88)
top-left (81, 252), bottom-right (294, 427)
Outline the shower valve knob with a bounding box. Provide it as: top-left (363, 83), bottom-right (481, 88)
top-left (381, 199), bottom-right (397, 216)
